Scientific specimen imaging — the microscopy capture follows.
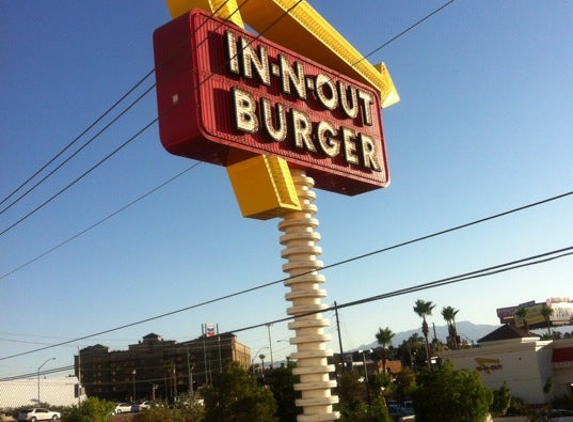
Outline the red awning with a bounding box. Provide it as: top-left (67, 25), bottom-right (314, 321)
top-left (552, 347), bottom-right (573, 367)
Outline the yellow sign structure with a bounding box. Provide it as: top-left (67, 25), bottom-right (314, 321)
top-left (227, 155), bottom-right (301, 219)
top-left (166, 0), bottom-right (244, 27)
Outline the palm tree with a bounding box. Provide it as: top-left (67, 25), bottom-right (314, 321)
top-left (540, 304), bottom-right (554, 337)
top-left (375, 327), bottom-right (394, 374)
top-left (413, 299), bottom-right (435, 370)
top-left (514, 307), bottom-right (529, 333)
top-left (441, 306), bottom-right (460, 349)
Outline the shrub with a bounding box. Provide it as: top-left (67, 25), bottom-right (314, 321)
top-left (61, 397), bottom-right (115, 422)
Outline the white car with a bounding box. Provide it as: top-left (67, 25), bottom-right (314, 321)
top-left (17, 408), bottom-right (60, 421)
top-left (112, 403), bottom-right (132, 414)
top-left (550, 409), bottom-right (573, 421)
top-left (131, 401), bottom-right (152, 412)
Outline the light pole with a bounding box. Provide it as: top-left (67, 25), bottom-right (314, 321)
top-left (37, 357), bottom-right (55, 404)
top-left (186, 345), bottom-right (194, 394)
top-left (266, 323), bottom-right (274, 368)
top-left (132, 369), bottom-right (137, 402)
top-left (251, 346), bottom-right (269, 376)
top-left (358, 349), bottom-right (372, 406)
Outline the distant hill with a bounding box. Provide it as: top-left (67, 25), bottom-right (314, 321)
top-left (350, 321), bottom-right (499, 352)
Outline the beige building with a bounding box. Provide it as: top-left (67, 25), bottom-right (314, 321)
top-left (439, 324), bottom-right (573, 404)
top-left (75, 332), bottom-right (250, 402)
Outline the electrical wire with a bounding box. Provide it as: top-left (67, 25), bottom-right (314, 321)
top-left (0, 162), bottom-right (202, 281)
top-left (3, 0), bottom-right (568, 371)
top-left (0, 0), bottom-right (246, 233)
top-left (225, 246), bottom-right (573, 335)
top-left (0, 118), bottom-right (158, 237)
top-left (355, 0), bottom-right (460, 66)
top-left (0, 0), bottom-right (242, 213)
top-left (2, 246), bottom-right (570, 378)
top-left (1, 0), bottom-right (446, 237)
top-left (0, 0), bottom-right (308, 237)
top-left (0, 85), bottom-right (155, 218)
top-left (1, 227), bottom-right (570, 362)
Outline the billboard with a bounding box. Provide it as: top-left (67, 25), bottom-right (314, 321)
top-left (498, 299), bottom-right (573, 327)
top-left (153, 9), bottom-right (389, 195)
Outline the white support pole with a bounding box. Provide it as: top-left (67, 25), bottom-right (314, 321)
top-left (279, 169), bottom-right (339, 422)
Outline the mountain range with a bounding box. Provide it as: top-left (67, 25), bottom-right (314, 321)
top-left (350, 321), bottom-right (500, 352)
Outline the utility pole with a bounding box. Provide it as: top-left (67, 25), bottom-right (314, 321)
top-left (334, 301), bottom-right (345, 372)
top-left (266, 323), bottom-right (274, 368)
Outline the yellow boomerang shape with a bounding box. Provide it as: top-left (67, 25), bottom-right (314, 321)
top-left (165, 0), bottom-right (399, 108)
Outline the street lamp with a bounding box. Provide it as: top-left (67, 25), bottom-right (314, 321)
top-left (251, 346), bottom-right (269, 375)
top-left (266, 323), bottom-right (274, 368)
top-left (132, 369), bottom-right (137, 402)
top-left (358, 349), bottom-right (372, 406)
top-left (37, 357), bottom-right (55, 404)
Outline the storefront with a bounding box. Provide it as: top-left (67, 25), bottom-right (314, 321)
top-left (439, 325), bottom-right (573, 404)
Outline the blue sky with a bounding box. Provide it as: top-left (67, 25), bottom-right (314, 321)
top-left (1, 0), bottom-right (571, 379)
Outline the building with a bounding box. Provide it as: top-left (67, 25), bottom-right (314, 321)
top-left (439, 324), bottom-right (573, 404)
top-left (75, 332), bottom-right (250, 402)
top-left (0, 376), bottom-right (85, 409)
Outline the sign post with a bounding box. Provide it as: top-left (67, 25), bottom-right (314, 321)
top-left (154, 2), bottom-right (398, 420)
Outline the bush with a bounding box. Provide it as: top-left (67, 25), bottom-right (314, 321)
top-left (132, 394), bottom-right (204, 422)
top-left (552, 394), bottom-right (573, 411)
top-left (202, 362), bottom-right (276, 422)
top-left (490, 383), bottom-right (511, 417)
top-left (61, 397), bottom-right (115, 422)
top-left (412, 361), bottom-right (493, 422)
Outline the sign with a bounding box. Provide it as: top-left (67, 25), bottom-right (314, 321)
top-left (153, 9), bottom-right (389, 195)
top-left (475, 358), bottom-right (503, 374)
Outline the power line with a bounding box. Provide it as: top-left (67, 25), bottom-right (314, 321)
top-left (0, 0), bottom-right (451, 239)
top-left (0, 84), bottom-right (155, 217)
top-left (1, 245), bottom-right (570, 375)
top-left (0, 118), bottom-right (158, 237)
top-left (356, 0), bottom-right (460, 65)
top-left (0, 73), bottom-right (155, 210)
top-left (0, 162), bottom-right (202, 281)
top-left (0, 0), bottom-right (242, 212)
top-left (0, 0), bottom-right (303, 238)
top-left (226, 247), bottom-right (573, 335)
top-left (3, 246), bottom-right (571, 382)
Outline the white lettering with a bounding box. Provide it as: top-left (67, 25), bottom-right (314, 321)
top-left (232, 87), bottom-right (258, 134)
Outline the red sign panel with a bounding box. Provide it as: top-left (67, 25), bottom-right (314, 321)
top-left (153, 9), bottom-right (389, 195)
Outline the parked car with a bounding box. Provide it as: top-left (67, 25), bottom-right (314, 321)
top-left (388, 402), bottom-right (414, 420)
top-left (131, 401), bottom-right (153, 412)
top-left (17, 408), bottom-right (60, 421)
top-left (549, 409), bottom-right (573, 421)
top-left (112, 403), bottom-right (132, 415)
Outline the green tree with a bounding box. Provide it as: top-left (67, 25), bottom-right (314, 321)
top-left (398, 333), bottom-right (425, 371)
top-left (61, 397), bottom-right (115, 422)
top-left (490, 382), bottom-right (511, 417)
top-left (202, 361), bottom-right (277, 422)
top-left (393, 368), bottom-right (416, 405)
top-left (132, 392), bottom-right (205, 422)
top-left (540, 305), bottom-right (554, 337)
top-left (412, 361), bottom-right (493, 422)
top-left (413, 299), bottom-right (436, 370)
top-left (514, 307), bottom-right (529, 333)
top-left (336, 370), bottom-right (392, 422)
top-left (441, 306), bottom-right (460, 349)
top-left (267, 362), bottom-right (300, 422)
top-left (375, 327), bottom-right (394, 374)
top-left (336, 369), bottom-right (368, 410)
